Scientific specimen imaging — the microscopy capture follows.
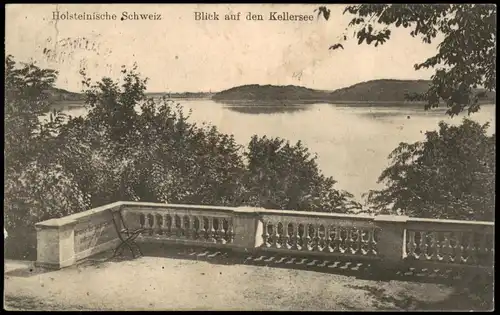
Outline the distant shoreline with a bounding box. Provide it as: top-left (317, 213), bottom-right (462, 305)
top-left (49, 99), bottom-right (495, 112)
top-left (48, 78), bottom-right (495, 110)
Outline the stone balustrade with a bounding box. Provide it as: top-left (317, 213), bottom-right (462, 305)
top-left (121, 203), bottom-right (237, 248)
top-left (404, 217), bottom-right (494, 270)
top-left (35, 201), bottom-right (494, 275)
top-left (258, 209), bottom-right (379, 261)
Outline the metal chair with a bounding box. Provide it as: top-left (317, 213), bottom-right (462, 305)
top-left (111, 209), bottom-right (145, 259)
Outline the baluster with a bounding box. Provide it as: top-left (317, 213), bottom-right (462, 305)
top-left (151, 212), bottom-right (160, 234)
top-left (321, 225), bottom-right (326, 251)
top-left (227, 219), bottom-right (235, 243)
top-left (192, 217), bottom-right (199, 240)
top-left (419, 231), bottom-right (427, 260)
top-left (147, 213), bottom-right (154, 234)
top-left (207, 217), bottom-right (216, 242)
top-left (272, 222), bottom-right (280, 248)
top-left (354, 228), bottom-right (362, 255)
top-left (185, 216), bottom-right (193, 239)
top-left (309, 224), bottom-right (317, 251)
top-left (292, 224), bottom-right (300, 250)
top-left (283, 223), bottom-right (290, 249)
top-left (216, 218), bottom-right (225, 243)
top-left (430, 232), bottom-right (440, 261)
top-left (359, 230), bottom-right (367, 255)
top-left (346, 228), bottom-right (354, 254)
top-left (178, 215), bottom-right (184, 237)
top-left (139, 213), bottom-right (145, 229)
top-left (262, 221), bottom-right (270, 247)
top-left (309, 224), bottom-right (319, 250)
top-left (198, 216), bottom-right (206, 240)
top-left (156, 213), bottom-right (163, 235)
top-left (212, 218), bottom-right (218, 242)
top-left (143, 212), bottom-right (150, 233)
top-left (340, 228), bottom-right (347, 253)
top-left (213, 218), bottom-right (220, 241)
top-left (157, 213), bottom-right (164, 235)
top-left (453, 231), bottom-right (463, 263)
top-left (222, 218), bottom-right (229, 243)
top-left (368, 228), bottom-right (377, 255)
top-left (141, 212), bottom-right (147, 230)
top-left (333, 227), bottom-right (341, 252)
top-left (325, 226), bottom-right (333, 253)
top-left (465, 233), bottom-right (476, 264)
top-left (170, 214), bottom-right (177, 237)
top-left (149, 213), bottom-right (155, 236)
top-left (219, 218), bottom-right (226, 242)
top-left (151, 213), bottom-right (158, 235)
top-left (407, 231), bottom-right (417, 259)
top-left (349, 228), bottom-right (357, 254)
top-left (161, 214), bottom-right (168, 236)
top-left (317, 225), bottom-right (325, 252)
top-left (338, 228), bottom-right (347, 253)
top-left (303, 224), bottom-right (311, 251)
top-left (440, 232), bottom-right (453, 263)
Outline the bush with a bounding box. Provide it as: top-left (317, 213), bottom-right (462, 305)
top-left (366, 118), bottom-right (495, 221)
top-left (242, 136), bottom-right (360, 212)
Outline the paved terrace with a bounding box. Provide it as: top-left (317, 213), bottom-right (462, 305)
top-left (4, 201), bottom-right (494, 311)
top-left (4, 246), bottom-right (493, 311)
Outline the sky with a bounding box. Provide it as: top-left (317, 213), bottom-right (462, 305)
top-left (6, 4), bottom-right (440, 93)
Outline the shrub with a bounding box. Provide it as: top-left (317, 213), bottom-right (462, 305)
top-left (366, 119), bottom-right (495, 221)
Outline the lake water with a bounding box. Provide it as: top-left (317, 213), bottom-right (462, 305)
top-left (48, 100), bottom-right (496, 202)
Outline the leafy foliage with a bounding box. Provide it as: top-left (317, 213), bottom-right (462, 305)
top-left (57, 66), bottom-right (247, 207)
top-left (315, 6), bottom-right (331, 21)
top-left (4, 55), bottom-right (89, 226)
top-left (365, 119), bottom-right (495, 221)
top-left (242, 136), bottom-right (361, 212)
top-left (338, 4), bottom-right (496, 116)
top-left (4, 56), bottom-right (359, 260)
top-left (5, 162), bottom-right (90, 229)
top-left (5, 55), bottom-right (62, 171)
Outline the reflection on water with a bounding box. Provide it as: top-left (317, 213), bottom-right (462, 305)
top-left (224, 105), bottom-right (311, 115)
top-left (50, 101), bottom-right (87, 112)
top-left (214, 99), bottom-right (335, 106)
top-left (47, 99), bottom-right (496, 201)
top-left (356, 107), bottom-right (449, 120)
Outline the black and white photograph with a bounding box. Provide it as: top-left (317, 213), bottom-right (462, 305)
top-left (4, 3), bottom-right (495, 311)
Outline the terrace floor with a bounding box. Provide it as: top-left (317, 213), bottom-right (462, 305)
top-left (3, 245), bottom-right (494, 311)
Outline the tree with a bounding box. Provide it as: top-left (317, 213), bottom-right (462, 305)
top-left (57, 67), bottom-right (247, 207)
top-left (242, 136), bottom-right (361, 213)
top-left (4, 55), bottom-right (62, 171)
top-left (4, 56), bottom-right (89, 259)
top-left (327, 4), bottom-right (496, 116)
top-left (365, 118), bottom-right (495, 221)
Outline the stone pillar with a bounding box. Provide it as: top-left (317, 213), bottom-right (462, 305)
top-left (373, 215), bottom-right (409, 271)
top-left (231, 207), bottom-right (264, 253)
top-left (35, 218), bottom-right (77, 269)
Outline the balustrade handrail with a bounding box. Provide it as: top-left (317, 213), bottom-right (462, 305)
top-left (120, 201), bottom-right (237, 213)
top-left (36, 201), bottom-right (495, 227)
top-left (406, 217), bottom-right (494, 227)
top-left (255, 208), bottom-right (375, 220)
top-left (35, 201), bottom-right (123, 228)
top-left (120, 202), bottom-right (376, 221)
